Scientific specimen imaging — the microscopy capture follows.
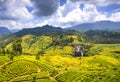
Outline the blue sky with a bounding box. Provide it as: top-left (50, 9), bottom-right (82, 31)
top-left (60, 0), bottom-right (66, 6)
top-left (0, 0), bottom-right (120, 29)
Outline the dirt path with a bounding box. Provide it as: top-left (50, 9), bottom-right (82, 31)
top-left (8, 61), bottom-right (41, 82)
top-left (0, 61), bottom-right (11, 68)
top-left (9, 73), bottom-right (38, 82)
top-left (9, 73), bottom-right (57, 82)
top-left (48, 73), bottom-right (58, 82)
top-left (34, 63), bottom-right (41, 73)
top-left (1, 60), bottom-right (53, 82)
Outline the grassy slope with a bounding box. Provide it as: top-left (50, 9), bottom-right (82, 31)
top-left (0, 44), bottom-right (120, 81)
top-left (1, 34), bottom-right (120, 82)
top-left (5, 35), bottom-right (52, 55)
top-left (55, 44), bottom-right (120, 82)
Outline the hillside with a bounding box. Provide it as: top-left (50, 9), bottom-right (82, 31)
top-left (14, 25), bottom-right (64, 37)
top-left (84, 30), bottom-right (120, 43)
top-left (0, 44), bottom-right (120, 81)
top-left (0, 27), bottom-right (11, 35)
top-left (0, 25), bottom-right (63, 47)
top-left (0, 25), bottom-right (120, 82)
top-left (68, 21), bottom-right (120, 31)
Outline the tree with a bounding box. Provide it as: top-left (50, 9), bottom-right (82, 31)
top-left (12, 38), bottom-right (22, 55)
top-left (9, 51), bottom-right (16, 61)
top-left (35, 53), bottom-right (40, 60)
top-left (32, 76), bottom-right (36, 82)
top-left (69, 37), bottom-right (74, 43)
top-left (9, 54), bottom-right (14, 61)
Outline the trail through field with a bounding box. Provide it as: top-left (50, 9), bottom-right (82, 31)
top-left (48, 73), bottom-right (58, 82)
top-left (34, 62), bottom-right (41, 73)
top-left (0, 61), bottom-right (11, 68)
top-left (9, 73), bottom-right (39, 82)
top-left (7, 61), bottom-right (42, 82)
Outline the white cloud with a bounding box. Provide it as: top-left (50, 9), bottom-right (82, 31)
top-left (6, 0), bottom-right (33, 20)
top-left (0, 0), bottom-right (34, 29)
top-left (0, 0), bottom-right (33, 20)
top-left (109, 12), bottom-right (120, 22)
top-left (70, 0), bottom-right (120, 6)
top-left (0, 0), bottom-right (120, 29)
top-left (0, 20), bottom-right (35, 29)
top-left (40, 2), bottom-right (108, 27)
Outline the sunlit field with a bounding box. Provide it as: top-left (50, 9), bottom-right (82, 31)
top-left (0, 44), bottom-right (120, 82)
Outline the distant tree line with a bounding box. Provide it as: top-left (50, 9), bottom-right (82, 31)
top-left (85, 30), bottom-right (120, 44)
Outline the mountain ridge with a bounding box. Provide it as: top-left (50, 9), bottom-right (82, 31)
top-left (13, 25), bottom-right (65, 37)
top-left (68, 21), bottom-right (120, 31)
top-left (0, 27), bottom-right (11, 34)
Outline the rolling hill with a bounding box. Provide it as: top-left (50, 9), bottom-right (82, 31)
top-left (68, 21), bottom-right (120, 31)
top-left (0, 25), bottom-right (120, 82)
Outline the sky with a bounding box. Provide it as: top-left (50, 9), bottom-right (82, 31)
top-left (0, 0), bottom-right (120, 29)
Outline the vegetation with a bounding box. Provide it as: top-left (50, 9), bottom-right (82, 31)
top-left (0, 28), bottom-right (120, 82)
top-left (85, 30), bottom-right (120, 43)
top-left (0, 43), bottom-right (120, 82)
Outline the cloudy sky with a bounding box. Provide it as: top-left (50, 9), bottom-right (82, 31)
top-left (0, 0), bottom-right (120, 29)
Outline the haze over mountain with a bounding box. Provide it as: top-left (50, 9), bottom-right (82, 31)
top-left (10, 29), bottom-right (19, 33)
top-left (68, 21), bottom-right (120, 31)
top-left (0, 27), bottom-right (11, 34)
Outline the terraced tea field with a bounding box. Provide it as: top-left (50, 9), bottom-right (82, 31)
top-left (56, 70), bottom-right (120, 82)
top-left (0, 44), bottom-right (120, 82)
top-left (0, 56), bottom-right (56, 82)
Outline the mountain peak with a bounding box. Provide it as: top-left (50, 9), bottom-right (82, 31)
top-left (14, 25), bottom-right (64, 37)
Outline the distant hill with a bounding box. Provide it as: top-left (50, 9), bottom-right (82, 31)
top-left (0, 25), bottom-right (76, 47)
top-left (84, 30), bottom-right (120, 43)
top-left (10, 29), bottom-right (19, 33)
top-left (14, 25), bottom-right (64, 37)
top-left (0, 27), bottom-right (11, 34)
top-left (68, 21), bottom-right (120, 31)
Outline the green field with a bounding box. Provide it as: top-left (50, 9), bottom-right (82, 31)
top-left (0, 44), bottom-right (120, 82)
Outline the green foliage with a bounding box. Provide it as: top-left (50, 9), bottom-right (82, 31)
top-left (0, 60), bottom-right (38, 81)
top-left (0, 48), bottom-right (6, 55)
top-left (85, 30), bottom-right (120, 43)
top-left (0, 56), bottom-right (9, 65)
top-left (0, 29), bottom-right (120, 82)
top-left (9, 54), bottom-right (14, 61)
top-left (32, 76), bottom-right (36, 82)
top-left (45, 46), bottom-right (73, 56)
top-left (35, 53), bottom-right (40, 60)
top-left (0, 43), bottom-right (120, 82)
top-left (27, 36), bottom-right (52, 55)
top-left (86, 46), bottom-right (103, 56)
top-left (12, 38), bottom-right (22, 55)
top-left (56, 70), bottom-right (120, 82)
top-left (51, 34), bottom-right (74, 46)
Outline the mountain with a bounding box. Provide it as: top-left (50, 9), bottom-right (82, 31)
top-left (10, 29), bottom-right (19, 33)
top-left (14, 25), bottom-right (64, 37)
top-left (0, 25), bottom-right (76, 47)
top-left (0, 27), bottom-right (11, 34)
top-left (68, 21), bottom-right (120, 31)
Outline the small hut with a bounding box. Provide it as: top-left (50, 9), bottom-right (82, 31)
top-left (73, 45), bottom-right (84, 57)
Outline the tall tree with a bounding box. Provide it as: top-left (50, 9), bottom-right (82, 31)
top-left (12, 38), bottom-right (22, 55)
